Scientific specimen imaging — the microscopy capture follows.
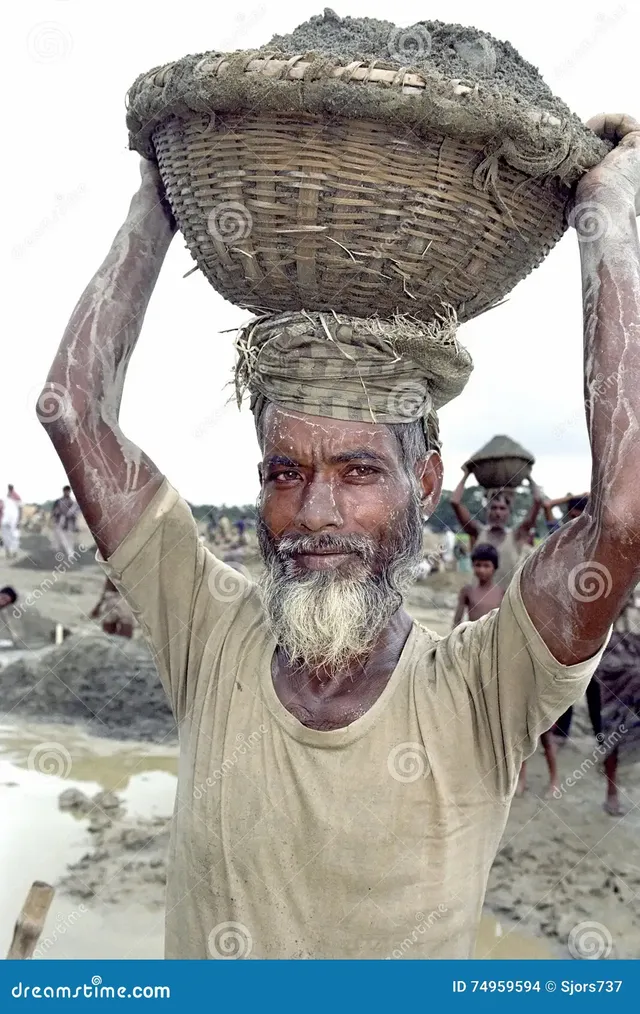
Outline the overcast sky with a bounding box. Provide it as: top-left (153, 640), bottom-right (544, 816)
top-left (5, 0), bottom-right (636, 505)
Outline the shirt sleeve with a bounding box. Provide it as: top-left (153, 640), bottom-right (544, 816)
top-left (97, 479), bottom-right (253, 722)
top-left (436, 570), bottom-right (609, 796)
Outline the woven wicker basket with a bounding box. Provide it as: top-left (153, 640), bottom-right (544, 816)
top-left (466, 434), bottom-right (534, 489)
top-left (469, 457), bottom-right (532, 489)
top-left (128, 53), bottom-right (605, 322)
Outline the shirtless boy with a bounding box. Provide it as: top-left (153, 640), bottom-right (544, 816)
top-left (453, 544), bottom-right (505, 626)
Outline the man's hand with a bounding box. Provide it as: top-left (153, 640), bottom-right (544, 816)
top-left (578, 114), bottom-right (640, 210)
top-left (137, 159), bottom-right (178, 234)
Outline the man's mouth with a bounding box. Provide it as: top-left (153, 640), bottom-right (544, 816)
top-left (293, 549), bottom-right (357, 571)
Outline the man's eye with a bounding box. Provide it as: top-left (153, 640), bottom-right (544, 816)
top-left (269, 470), bottom-right (301, 483)
top-left (346, 465), bottom-right (379, 478)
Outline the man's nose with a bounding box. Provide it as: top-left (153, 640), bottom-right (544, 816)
top-left (294, 477), bottom-right (343, 532)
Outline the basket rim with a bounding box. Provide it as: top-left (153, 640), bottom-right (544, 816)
top-left (126, 49), bottom-right (607, 183)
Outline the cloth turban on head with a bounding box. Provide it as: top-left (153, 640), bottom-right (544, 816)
top-left (234, 309), bottom-right (474, 452)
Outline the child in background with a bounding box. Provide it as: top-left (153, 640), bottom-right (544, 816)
top-left (453, 544), bottom-right (505, 626)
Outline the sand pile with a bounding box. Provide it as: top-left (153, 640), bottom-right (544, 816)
top-left (0, 605), bottom-right (56, 648)
top-left (264, 11), bottom-right (559, 112)
top-left (0, 634), bottom-right (176, 741)
top-left (60, 791), bottom-right (169, 906)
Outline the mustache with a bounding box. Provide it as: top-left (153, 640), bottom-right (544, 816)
top-left (275, 532), bottom-right (376, 563)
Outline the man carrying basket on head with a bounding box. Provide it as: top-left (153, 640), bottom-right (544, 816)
top-left (39, 114), bottom-right (640, 959)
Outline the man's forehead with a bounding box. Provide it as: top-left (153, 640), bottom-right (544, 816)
top-left (261, 405), bottom-right (397, 460)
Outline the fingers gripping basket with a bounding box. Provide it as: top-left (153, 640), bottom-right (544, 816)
top-left (466, 434), bottom-right (535, 490)
top-left (126, 47), bottom-right (606, 322)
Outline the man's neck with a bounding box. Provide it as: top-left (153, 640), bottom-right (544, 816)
top-left (272, 608), bottom-right (413, 731)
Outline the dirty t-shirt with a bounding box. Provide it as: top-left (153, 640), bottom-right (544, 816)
top-left (101, 481), bottom-right (605, 960)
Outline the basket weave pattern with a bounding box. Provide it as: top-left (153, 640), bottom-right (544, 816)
top-left (469, 457), bottom-right (532, 489)
top-left (153, 110), bottom-right (567, 320)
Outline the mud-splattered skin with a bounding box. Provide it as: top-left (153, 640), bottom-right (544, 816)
top-left (40, 162), bottom-right (175, 557)
top-left (521, 114), bottom-right (640, 664)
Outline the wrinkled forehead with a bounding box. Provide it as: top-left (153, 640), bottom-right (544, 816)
top-left (261, 404), bottom-right (400, 465)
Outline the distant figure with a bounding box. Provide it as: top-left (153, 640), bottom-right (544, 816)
top-left (51, 485), bottom-right (79, 562)
top-left (453, 544), bottom-right (505, 626)
top-left (0, 586), bottom-right (18, 610)
top-left (450, 466), bottom-right (542, 590)
top-left (90, 578), bottom-right (134, 638)
top-left (235, 517), bottom-right (247, 546)
top-left (218, 515), bottom-right (232, 545)
top-left (543, 493), bottom-right (589, 534)
top-left (0, 485), bottom-right (22, 560)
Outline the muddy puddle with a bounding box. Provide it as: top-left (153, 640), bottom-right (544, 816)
top-left (0, 721), bottom-right (553, 960)
top-left (0, 722), bottom-right (177, 958)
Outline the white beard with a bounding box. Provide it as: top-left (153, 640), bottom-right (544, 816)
top-left (259, 568), bottom-right (398, 673)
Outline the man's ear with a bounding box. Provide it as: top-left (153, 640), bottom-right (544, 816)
top-left (415, 452), bottom-right (443, 517)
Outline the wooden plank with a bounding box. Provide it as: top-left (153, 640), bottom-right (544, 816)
top-left (6, 882), bottom-right (55, 959)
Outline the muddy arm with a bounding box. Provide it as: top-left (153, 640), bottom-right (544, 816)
top-left (450, 467), bottom-right (480, 537)
top-left (39, 161), bottom-right (177, 559)
top-left (522, 114), bottom-right (640, 664)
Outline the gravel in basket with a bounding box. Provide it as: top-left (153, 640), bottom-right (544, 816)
top-left (126, 11), bottom-right (607, 322)
top-left (466, 434), bottom-right (535, 490)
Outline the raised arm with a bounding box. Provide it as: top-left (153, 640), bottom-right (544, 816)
top-left (450, 466), bottom-right (481, 537)
top-left (515, 477), bottom-right (543, 541)
top-left (38, 161), bottom-right (176, 559)
top-left (522, 114), bottom-right (640, 664)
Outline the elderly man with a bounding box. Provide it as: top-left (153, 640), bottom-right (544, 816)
top-left (40, 115), bottom-right (640, 960)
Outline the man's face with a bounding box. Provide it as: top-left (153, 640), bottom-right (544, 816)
top-left (472, 560), bottom-right (495, 584)
top-left (0, 592), bottom-right (13, 609)
top-left (487, 499), bottom-right (510, 527)
top-left (257, 406), bottom-right (442, 670)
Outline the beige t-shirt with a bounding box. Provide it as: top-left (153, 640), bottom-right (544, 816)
top-left (101, 481), bottom-right (604, 960)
